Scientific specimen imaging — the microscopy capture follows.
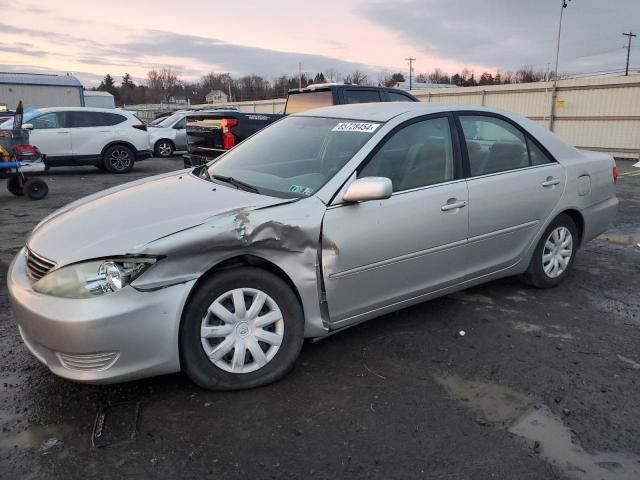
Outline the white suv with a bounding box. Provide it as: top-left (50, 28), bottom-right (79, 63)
top-left (1, 107), bottom-right (151, 173)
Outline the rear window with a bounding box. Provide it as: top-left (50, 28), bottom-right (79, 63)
top-left (285, 90), bottom-right (333, 114)
top-left (345, 89), bottom-right (382, 104)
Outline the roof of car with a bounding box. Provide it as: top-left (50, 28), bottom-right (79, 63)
top-left (30, 107), bottom-right (134, 114)
top-left (293, 102), bottom-right (453, 122)
top-left (296, 102), bottom-right (530, 123)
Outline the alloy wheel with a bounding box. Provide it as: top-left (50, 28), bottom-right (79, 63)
top-left (542, 226), bottom-right (573, 278)
top-left (158, 142), bottom-right (172, 157)
top-left (200, 288), bottom-right (284, 374)
top-left (110, 148), bottom-right (132, 171)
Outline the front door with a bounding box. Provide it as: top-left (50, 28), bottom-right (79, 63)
top-left (67, 111), bottom-right (114, 163)
top-left (457, 113), bottom-right (566, 278)
top-left (321, 115), bottom-right (469, 325)
top-left (28, 111), bottom-right (72, 164)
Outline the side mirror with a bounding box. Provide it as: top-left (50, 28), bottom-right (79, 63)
top-left (342, 176), bottom-right (392, 203)
top-left (22, 123), bottom-right (33, 130)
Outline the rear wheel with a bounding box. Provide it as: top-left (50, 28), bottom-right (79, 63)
top-left (154, 140), bottom-right (174, 158)
top-left (180, 268), bottom-right (304, 390)
top-left (520, 214), bottom-right (578, 288)
top-left (24, 178), bottom-right (48, 200)
top-left (7, 174), bottom-right (24, 196)
top-left (103, 145), bottom-right (134, 173)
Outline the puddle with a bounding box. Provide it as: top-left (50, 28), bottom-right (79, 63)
top-left (435, 374), bottom-right (640, 480)
top-left (511, 406), bottom-right (640, 480)
top-left (597, 233), bottom-right (640, 246)
top-left (617, 355), bottom-right (640, 369)
top-left (510, 321), bottom-right (574, 340)
top-left (434, 374), bottom-right (531, 424)
top-left (450, 292), bottom-right (495, 305)
top-left (0, 424), bottom-right (74, 453)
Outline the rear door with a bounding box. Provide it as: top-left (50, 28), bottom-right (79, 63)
top-left (457, 113), bottom-right (566, 278)
top-left (28, 112), bottom-right (72, 165)
top-left (67, 111), bottom-right (115, 162)
top-left (321, 115), bottom-right (468, 325)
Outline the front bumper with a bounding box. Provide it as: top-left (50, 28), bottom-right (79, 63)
top-left (7, 249), bottom-right (195, 383)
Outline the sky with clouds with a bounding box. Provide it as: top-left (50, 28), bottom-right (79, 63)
top-left (0, 0), bottom-right (638, 86)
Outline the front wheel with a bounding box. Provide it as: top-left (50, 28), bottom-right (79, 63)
top-left (7, 174), bottom-right (24, 196)
top-left (520, 214), bottom-right (578, 288)
top-left (103, 145), bottom-right (134, 173)
top-left (180, 268), bottom-right (304, 390)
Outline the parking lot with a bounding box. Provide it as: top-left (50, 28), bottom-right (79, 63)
top-left (1, 158), bottom-right (639, 479)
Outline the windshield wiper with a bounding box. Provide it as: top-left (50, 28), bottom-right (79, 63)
top-left (211, 174), bottom-right (259, 193)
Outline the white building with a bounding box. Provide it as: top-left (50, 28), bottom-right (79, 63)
top-left (84, 90), bottom-right (115, 108)
top-left (205, 89), bottom-right (229, 103)
top-left (0, 72), bottom-right (85, 110)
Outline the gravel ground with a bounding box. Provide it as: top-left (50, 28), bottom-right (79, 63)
top-left (1, 157), bottom-right (639, 479)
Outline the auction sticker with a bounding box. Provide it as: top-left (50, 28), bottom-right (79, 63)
top-left (332, 122), bottom-right (380, 133)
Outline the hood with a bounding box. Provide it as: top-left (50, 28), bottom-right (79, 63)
top-left (27, 171), bottom-right (288, 265)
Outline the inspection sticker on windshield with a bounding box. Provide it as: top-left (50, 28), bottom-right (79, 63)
top-left (332, 122), bottom-right (380, 133)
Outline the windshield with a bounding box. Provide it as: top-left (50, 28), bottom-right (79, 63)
top-left (205, 116), bottom-right (380, 198)
top-left (0, 109), bottom-right (42, 129)
top-left (155, 113), bottom-right (183, 128)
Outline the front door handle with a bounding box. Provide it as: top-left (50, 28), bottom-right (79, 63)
top-left (542, 177), bottom-right (560, 187)
top-left (441, 199), bottom-right (467, 211)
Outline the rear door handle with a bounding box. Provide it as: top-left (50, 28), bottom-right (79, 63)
top-left (542, 177), bottom-right (560, 187)
top-left (441, 200), bottom-right (467, 211)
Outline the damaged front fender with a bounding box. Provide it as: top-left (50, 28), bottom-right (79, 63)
top-left (131, 196), bottom-right (330, 338)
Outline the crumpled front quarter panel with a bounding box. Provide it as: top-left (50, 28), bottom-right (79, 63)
top-left (132, 196), bottom-right (329, 337)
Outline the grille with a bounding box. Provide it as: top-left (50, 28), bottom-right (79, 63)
top-left (57, 351), bottom-right (120, 372)
top-left (25, 248), bottom-right (56, 281)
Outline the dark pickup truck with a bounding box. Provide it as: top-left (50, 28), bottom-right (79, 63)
top-left (184, 83), bottom-right (418, 167)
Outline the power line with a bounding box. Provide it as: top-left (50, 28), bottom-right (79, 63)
top-left (623, 31), bottom-right (636, 76)
top-left (405, 57), bottom-right (416, 90)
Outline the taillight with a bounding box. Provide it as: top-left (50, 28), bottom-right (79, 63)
top-left (132, 124), bottom-right (147, 131)
top-left (613, 166), bottom-right (618, 183)
top-left (221, 118), bottom-right (238, 150)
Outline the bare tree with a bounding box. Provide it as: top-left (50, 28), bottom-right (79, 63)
top-left (146, 68), bottom-right (182, 102)
top-left (343, 70), bottom-right (369, 85)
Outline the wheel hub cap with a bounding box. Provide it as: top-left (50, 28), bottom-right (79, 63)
top-left (542, 226), bottom-right (573, 278)
top-left (200, 288), bottom-right (284, 374)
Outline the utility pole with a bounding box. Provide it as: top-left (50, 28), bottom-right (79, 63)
top-left (623, 31), bottom-right (636, 76)
top-left (554, 0), bottom-right (572, 80)
top-left (405, 57), bottom-right (416, 90)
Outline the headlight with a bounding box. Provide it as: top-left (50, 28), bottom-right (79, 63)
top-left (33, 257), bottom-right (156, 299)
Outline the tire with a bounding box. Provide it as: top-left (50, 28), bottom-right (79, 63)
top-left (7, 174), bottom-right (24, 196)
top-left (520, 213), bottom-right (578, 289)
top-left (154, 140), bottom-right (174, 158)
top-left (24, 178), bottom-right (48, 200)
top-left (103, 145), bottom-right (135, 173)
top-left (180, 267), bottom-right (305, 391)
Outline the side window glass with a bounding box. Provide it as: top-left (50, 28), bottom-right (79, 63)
top-left (31, 113), bottom-right (61, 129)
top-left (528, 138), bottom-right (554, 165)
top-left (68, 111), bottom-right (99, 128)
top-left (388, 92), bottom-right (413, 102)
top-left (359, 117), bottom-right (454, 192)
top-left (174, 118), bottom-right (186, 129)
top-left (460, 115), bottom-right (529, 176)
top-left (100, 113), bottom-right (126, 126)
top-left (345, 90), bottom-right (381, 104)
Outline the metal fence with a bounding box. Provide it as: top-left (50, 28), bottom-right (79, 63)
top-left (190, 74), bottom-right (640, 159)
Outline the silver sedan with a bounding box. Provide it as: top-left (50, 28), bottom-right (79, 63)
top-left (8, 103), bottom-right (618, 390)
